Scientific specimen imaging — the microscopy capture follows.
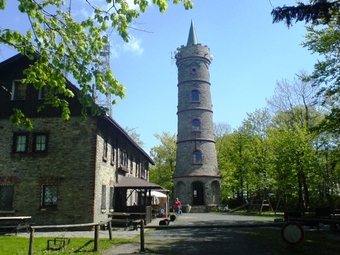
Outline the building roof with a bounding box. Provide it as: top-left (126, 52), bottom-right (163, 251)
top-left (103, 114), bottom-right (154, 165)
top-left (0, 53), bottom-right (154, 165)
top-left (115, 176), bottom-right (163, 189)
top-left (187, 20), bottom-right (198, 46)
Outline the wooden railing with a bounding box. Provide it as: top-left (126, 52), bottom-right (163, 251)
top-left (28, 219), bottom-right (146, 255)
top-left (28, 220), bottom-right (110, 255)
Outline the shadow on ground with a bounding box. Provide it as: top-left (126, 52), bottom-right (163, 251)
top-left (142, 227), bottom-right (340, 255)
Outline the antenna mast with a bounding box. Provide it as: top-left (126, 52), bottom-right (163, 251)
top-left (68, 0), bottom-right (72, 15)
top-left (98, 37), bottom-right (112, 117)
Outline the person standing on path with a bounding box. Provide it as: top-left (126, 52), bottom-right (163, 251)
top-left (174, 198), bottom-right (181, 216)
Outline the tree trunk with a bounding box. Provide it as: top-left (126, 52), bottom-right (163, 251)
top-left (302, 172), bottom-right (310, 207)
top-left (297, 172), bottom-right (304, 211)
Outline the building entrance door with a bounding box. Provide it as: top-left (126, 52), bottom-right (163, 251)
top-left (192, 182), bottom-right (204, 205)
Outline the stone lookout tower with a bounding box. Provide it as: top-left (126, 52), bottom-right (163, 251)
top-left (173, 21), bottom-right (221, 211)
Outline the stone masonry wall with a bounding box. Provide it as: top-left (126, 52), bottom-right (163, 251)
top-left (0, 117), bottom-right (97, 225)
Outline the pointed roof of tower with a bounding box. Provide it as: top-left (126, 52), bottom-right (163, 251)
top-left (186, 20), bottom-right (198, 46)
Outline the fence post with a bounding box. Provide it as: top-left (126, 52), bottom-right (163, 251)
top-left (108, 220), bottom-right (113, 240)
top-left (94, 225), bottom-right (99, 251)
top-left (140, 220), bottom-right (145, 252)
top-left (28, 227), bottom-right (34, 255)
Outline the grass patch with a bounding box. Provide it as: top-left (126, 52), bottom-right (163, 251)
top-left (0, 236), bottom-right (131, 255)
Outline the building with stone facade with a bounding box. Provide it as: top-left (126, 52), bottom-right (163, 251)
top-left (173, 22), bottom-right (221, 211)
top-left (0, 53), bottom-right (155, 225)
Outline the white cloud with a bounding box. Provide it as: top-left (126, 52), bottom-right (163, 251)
top-left (71, 1), bottom-right (144, 58)
top-left (107, 35), bottom-right (144, 60)
top-left (123, 35), bottom-right (144, 55)
top-left (125, 0), bottom-right (153, 10)
top-left (109, 44), bottom-right (121, 59)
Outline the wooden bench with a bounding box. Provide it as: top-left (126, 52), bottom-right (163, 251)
top-left (286, 208), bottom-right (340, 231)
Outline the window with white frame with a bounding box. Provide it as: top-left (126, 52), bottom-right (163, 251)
top-left (11, 80), bottom-right (27, 100)
top-left (13, 133), bottom-right (28, 153)
top-left (33, 133), bottom-right (48, 152)
top-left (0, 184), bottom-right (14, 210)
top-left (109, 187), bottom-right (114, 210)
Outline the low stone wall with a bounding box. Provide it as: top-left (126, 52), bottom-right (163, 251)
top-left (206, 204), bottom-right (220, 212)
top-left (181, 204), bottom-right (192, 213)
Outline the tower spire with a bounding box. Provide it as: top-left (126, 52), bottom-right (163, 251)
top-left (187, 20), bottom-right (198, 46)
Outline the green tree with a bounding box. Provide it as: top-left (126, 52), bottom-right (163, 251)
top-left (240, 109), bottom-right (275, 196)
top-left (266, 70), bottom-right (320, 129)
top-left (217, 125), bottom-right (255, 204)
top-left (271, 0), bottom-right (340, 27)
top-left (301, 21), bottom-right (340, 134)
top-left (149, 132), bottom-right (177, 196)
top-left (216, 132), bottom-right (239, 202)
top-left (0, 0), bottom-right (193, 129)
top-left (312, 128), bottom-right (340, 207)
top-left (268, 122), bottom-right (317, 211)
top-left (125, 126), bottom-right (144, 149)
top-left (266, 74), bottom-right (324, 210)
top-left (214, 122), bottom-right (231, 160)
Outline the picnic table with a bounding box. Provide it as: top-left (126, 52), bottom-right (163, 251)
top-left (285, 208), bottom-right (340, 231)
top-left (0, 216), bottom-right (31, 234)
top-left (109, 212), bottom-right (145, 230)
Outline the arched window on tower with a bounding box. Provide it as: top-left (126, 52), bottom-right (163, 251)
top-left (192, 118), bottom-right (201, 132)
top-left (191, 89), bottom-right (200, 102)
top-left (193, 150), bottom-right (202, 164)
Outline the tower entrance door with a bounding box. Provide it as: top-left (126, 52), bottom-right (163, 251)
top-left (192, 182), bottom-right (204, 205)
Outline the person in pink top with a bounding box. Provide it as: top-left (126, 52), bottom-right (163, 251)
top-left (174, 198), bottom-right (182, 216)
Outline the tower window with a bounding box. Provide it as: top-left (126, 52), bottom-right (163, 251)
top-left (192, 119), bottom-right (201, 132)
top-left (191, 89), bottom-right (200, 102)
top-left (190, 66), bottom-right (198, 74)
top-left (193, 150), bottom-right (202, 164)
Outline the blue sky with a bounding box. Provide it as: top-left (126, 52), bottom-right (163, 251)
top-left (1, 1), bottom-right (320, 153)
